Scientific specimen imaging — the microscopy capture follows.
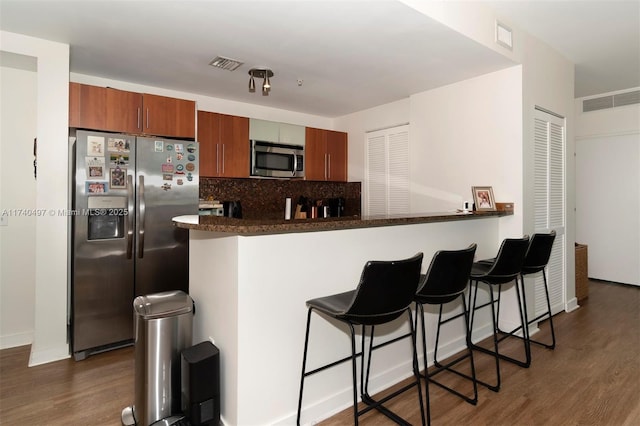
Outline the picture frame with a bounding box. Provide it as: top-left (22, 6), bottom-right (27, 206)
top-left (86, 181), bottom-right (108, 194)
top-left (472, 186), bottom-right (496, 211)
top-left (107, 137), bottom-right (130, 153)
top-left (88, 165), bottom-right (104, 178)
top-left (110, 167), bottom-right (126, 189)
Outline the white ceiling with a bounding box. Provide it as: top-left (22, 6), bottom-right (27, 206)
top-left (486, 0), bottom-right (640, 98)
top-left (1, 0), bottom-right (638, 117)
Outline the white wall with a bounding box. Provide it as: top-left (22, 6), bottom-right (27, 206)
top-left (408, 67), bottom-right (522, 223)
top-left (0, 63), bottom-right (37, 349)
top-left (336, 66), bottom-right (526, 332)
top-left (575, 91), bottom-right (640, 285)
top-left (0, 31), bottom-right (70, 366)
top-left (335, 98), bottom-right (410, 183)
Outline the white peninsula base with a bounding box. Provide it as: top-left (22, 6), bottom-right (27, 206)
top-left (187, 218), bottom-right (512, 425)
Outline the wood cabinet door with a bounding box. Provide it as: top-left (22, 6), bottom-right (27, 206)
top-left (173, 97), bottom-right (196, 139)
top-left (69, 82), bottom-right (81, 127)
top-left (143, 94), bottom-right (195, 139)
top-left (106, 88), bottom-right (142, 133)
top-left (197, 111), bottom-right (219, 177)
top-left (219, 114), bottom-right (249, 178)
top-left (326, 130), bottom-right (348, 182)
top-left (142, 93), bottom-right (174, 138)
top-left (69, 83), bottom-right (107, 130)
top-left (304, 127), bottom-right (327, 181)
top-left (69, 84), bottom-right (195, 138)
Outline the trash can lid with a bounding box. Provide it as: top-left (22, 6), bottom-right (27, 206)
top-left (134, 290), bottom-right (193, 319)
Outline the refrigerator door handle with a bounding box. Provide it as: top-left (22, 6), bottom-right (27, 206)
top-left (126, 174), bottom-right (134, 259)
top-left (138, 175), bottom-right (146, 258)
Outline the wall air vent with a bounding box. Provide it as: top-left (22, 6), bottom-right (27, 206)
top-left (614, 90), bottom-right (640, 107)
top-left (209, 56), bottom-right (243, 71)
top-left (583, 89), bottom-right (640, 112)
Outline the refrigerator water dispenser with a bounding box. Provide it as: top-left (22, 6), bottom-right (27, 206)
top-left (87, 196), bottom-right (126, 240)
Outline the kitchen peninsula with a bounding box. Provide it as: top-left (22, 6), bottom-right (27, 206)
top-left (173, 211), bottom-right (513, 425)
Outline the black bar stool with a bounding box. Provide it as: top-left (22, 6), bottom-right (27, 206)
top-left (468, 236), bottom-right (530, 392)
top-left (414, 244), bottom-right (478, 423)
top-left (296, 253), bottom-right (426, 426)
top-left (512, 231), bottom-right (557, 349)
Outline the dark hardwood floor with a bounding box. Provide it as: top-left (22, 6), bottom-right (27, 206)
top-left (1, 280), bottom-right (638, 425)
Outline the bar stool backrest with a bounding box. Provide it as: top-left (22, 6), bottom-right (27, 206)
top-left (417, 244), bottom-right (477, 302)
top-left (344, 252), bottom-right (423, 325)
top-left (522, 231), bottom-right (556, 274)
top-left (483, 236), bottom-right (530, 284)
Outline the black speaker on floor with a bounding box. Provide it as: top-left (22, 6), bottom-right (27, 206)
top-left (181, 341), bottom-right (220, 425)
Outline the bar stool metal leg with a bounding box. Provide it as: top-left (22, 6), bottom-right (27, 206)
top-left (421, 297), bottom-right (478, 405)
top-left (360, 310), bottom-right (426, 425)
top-left (514, 269), bottom-right (556, 349)
top-left (413, 244), bottom-right (478, 417)
top-left (468, 279), bottom-right (502, 392)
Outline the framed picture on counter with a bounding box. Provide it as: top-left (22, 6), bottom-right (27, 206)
top-left (472, 186), bottom-right (496, 211)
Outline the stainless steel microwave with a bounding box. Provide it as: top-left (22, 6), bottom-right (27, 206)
top-left (250, 140), bottom-right (304, 178)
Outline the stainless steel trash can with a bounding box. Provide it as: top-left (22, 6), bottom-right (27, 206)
top-left (128, 290), bottom-right (194, 426)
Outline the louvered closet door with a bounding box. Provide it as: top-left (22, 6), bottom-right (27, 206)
top-left (365, 125), bottom-right (409, 215)
top-left (534, 108), bottom-right (566, 316)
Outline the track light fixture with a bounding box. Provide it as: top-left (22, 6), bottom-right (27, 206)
top-left (248, 68), bottom-right (274, 96)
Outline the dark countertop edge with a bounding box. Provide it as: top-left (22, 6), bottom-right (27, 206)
top-left (173, 211), bottom-right (513, 236)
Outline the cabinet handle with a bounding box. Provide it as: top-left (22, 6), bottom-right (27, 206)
top-left (324, 154), bottom-right (328, 180)
top-left (222, 144), bottom-right (225, 175)
top-left (137, 107), bottom-right (141, 130)
top-left (216, 144), bottom-right (220, 174)
top-left (146, 108), bottom-right (149, 129)
top-left (328, 154), bottom-right (331, 180)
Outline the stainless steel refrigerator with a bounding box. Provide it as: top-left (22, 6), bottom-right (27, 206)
top-left (70, 129), bottom-right (198, 360)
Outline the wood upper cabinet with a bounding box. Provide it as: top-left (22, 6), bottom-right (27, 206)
top-left (68, 82), bottom-right (82, 128)
top-left (197, 111), bottom-right (249, 178)
top-left (69, 82), bottom-right (107, 130)
top-left (143, 93), bottom-right (196, 139)
top-left (106, 88), bottom-right (143, 134)
top-left (69, 83), bottom-right (195, 139)
top-left (305, 127), bottom-right (348, 182)
top-left (198, 110), bottom-right (217, 177)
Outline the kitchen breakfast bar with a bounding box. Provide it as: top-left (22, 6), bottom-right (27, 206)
top-left (173, 211), bottom-right (513, 426)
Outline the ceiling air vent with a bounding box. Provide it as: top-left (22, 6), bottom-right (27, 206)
top-left (209, 56), bottom-right (243, 71)
top-left (583, 89), bottom-right (640, 112)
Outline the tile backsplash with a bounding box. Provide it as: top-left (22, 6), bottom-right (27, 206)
top-left (200, 178), bottom-right (361, 220)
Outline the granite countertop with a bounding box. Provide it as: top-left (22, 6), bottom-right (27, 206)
top-left (173, 210), bottom-right (512, 236)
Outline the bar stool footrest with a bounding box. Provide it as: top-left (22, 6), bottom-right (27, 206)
top-left (470, 342), bottom-right (530, 368)
top-left (426, 351), bottom-right (478, 405)
top-left (360, 381), bottom-right (418, 426)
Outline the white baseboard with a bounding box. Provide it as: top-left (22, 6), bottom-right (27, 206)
top-left (565, 297), bottom-right (580, 313)
top-left (0, 331), bottom-right (33, 350)
top-left (28, 344), bottom-right (69, 366)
